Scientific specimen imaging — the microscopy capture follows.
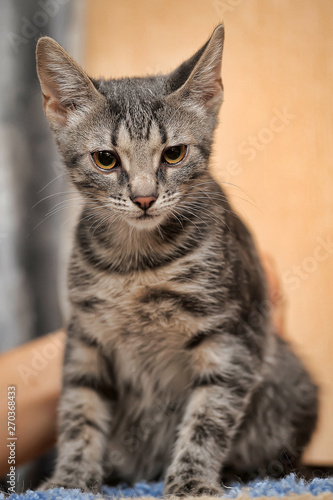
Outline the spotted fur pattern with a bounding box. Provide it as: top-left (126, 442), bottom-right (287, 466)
top-left (36, 26), bottom-right (318, 496)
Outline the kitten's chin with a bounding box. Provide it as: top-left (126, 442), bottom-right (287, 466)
top-left (126, 214), bottom-right (165, 231)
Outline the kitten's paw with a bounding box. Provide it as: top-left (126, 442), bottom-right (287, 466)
top-left (164, 478), bottom-right (222, 497)
top-left (38, 479), bottom-right (69, 492)
top-left (38, 477), bottom-right (100, 494)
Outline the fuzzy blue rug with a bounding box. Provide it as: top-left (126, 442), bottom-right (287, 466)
top-left (2, 474), bottom-right (333, 499)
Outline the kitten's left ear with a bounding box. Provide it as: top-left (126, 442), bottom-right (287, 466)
top-left (168, 25), bottom-right (224, 113)
top-left (36, 37), bottom-right (102, 128)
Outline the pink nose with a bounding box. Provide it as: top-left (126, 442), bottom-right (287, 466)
top-left (132, 196), bottom-right (157, 210)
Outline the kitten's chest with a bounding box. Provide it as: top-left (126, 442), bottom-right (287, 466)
top-left (90, 265), bottom-right (203, 334)
top-left (80, 269), bottom-right (203, 390)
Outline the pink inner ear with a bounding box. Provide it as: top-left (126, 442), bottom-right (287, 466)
top-left (203, 77), bottom-right (223, 102)
top-left (42, 92), bottom-right (68, 125)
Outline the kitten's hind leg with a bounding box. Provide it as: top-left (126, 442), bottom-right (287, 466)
top-left (224, 337), bottom-right (318, 481)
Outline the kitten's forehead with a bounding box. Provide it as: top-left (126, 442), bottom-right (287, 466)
top-left (98, 77), bottom-right (169, 144)
top-left (117, 120), bottom-right (164, 155)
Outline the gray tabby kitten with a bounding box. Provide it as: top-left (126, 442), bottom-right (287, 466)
top-left (36, 26), bottom-right (318, 496)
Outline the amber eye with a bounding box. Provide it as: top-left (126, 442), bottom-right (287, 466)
top-left (162, 145), bottom-right (187, 165)
top-left (92, 151), bottom-right (118, 170)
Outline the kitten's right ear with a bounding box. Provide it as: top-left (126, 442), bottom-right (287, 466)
top-left (36, 37), bottom-right (102, 127)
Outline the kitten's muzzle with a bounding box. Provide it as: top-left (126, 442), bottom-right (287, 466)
top-left (131, 195), bottom-right (158, 211)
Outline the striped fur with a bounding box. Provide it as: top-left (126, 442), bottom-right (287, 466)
top-left (36, 26), bottom-right (318, 496)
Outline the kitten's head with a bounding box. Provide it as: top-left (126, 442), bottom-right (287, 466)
top-left (36, 26), bottom-right (224, 230)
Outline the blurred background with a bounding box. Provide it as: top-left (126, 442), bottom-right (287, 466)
top-left (0, 0), bottom-right (332, 481)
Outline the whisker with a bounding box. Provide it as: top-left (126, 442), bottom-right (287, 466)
top-left (33, 198), bottom-right (104, 231)
top-left (37, 172), bottom-right (68, 194)
top-left (169, 210), bottom-right (183, 229)
top-left (177, 201), bottom-right (231, 232)
top-left (180, 192), bottom-right (253, 217)
top-left (157, 224), bottom-right (164, 240)
top-left (32, 190), bottom-right (79, 209)
top-left (170, 207), bottom-right (202, 232)
top-left (188, 177), bottom-right (255, 202)
top-left (176, 205), bottom-right (208, 230)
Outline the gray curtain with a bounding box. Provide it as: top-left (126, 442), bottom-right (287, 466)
top-left (0, 0), bottom-right (85, 351)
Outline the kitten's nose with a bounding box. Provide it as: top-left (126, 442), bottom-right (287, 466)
top-left (132, 195), bottom-right (157, 211)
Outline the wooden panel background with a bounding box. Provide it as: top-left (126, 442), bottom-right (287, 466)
top-left (84, 0), bottom-right (333, 463)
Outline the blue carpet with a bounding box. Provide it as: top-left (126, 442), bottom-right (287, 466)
top-left (102, 475), bottom-right (333, 498)
top-left (2, 474), bottom-right (333, 499)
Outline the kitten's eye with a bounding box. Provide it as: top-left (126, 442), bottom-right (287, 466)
top-left (92, 151), bottom-right (118, 170)
top-left (162, 145), bottom-right (187, 165)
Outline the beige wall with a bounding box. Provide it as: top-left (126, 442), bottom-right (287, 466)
top-left (84, 0), bottom-right (333, 463)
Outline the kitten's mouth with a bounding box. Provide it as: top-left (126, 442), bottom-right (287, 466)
top-left (127, 211), bottom-right (165, 229)
top-left (137, 213), bottom-right (154, 220)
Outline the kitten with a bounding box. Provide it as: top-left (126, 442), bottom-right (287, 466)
top-left (36, 25), bottom-right (318, 496)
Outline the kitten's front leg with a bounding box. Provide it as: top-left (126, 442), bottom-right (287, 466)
top-left (164, 356), bottom-right (256, 497)
top-left (40, 387), bottom-right (111, 493)
top-left (40, 322), bottom-right (115, 493)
